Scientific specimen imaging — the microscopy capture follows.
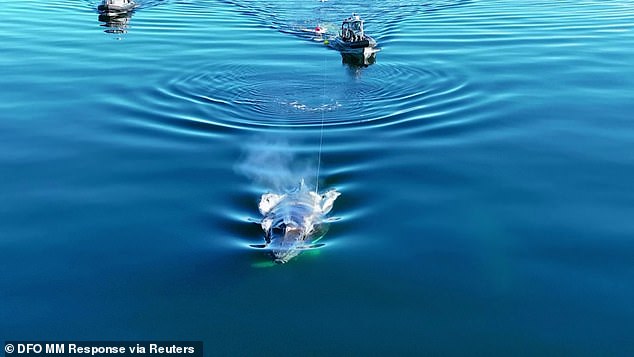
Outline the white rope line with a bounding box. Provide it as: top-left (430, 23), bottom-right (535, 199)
top-left (315, 42), bottom-right (327, 194)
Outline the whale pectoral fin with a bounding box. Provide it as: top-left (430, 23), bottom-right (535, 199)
top-left (249, 244), bottom-right (267, 248)
top-left (259, 193), bottom-right (284, 215)
top-left (320, 189), bottom-right (341, 214)
top-left (298, 243), bottom-right (325, 250)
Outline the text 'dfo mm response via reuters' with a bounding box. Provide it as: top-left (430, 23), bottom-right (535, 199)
top-left (3, 341), bottom-right (202, 357)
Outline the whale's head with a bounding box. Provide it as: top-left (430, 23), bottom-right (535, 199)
top-left (268, 224), bottom-right (306, 264)
top-left (262, 203), bottom-right (315, 264)
top-left (257, 185), bottom-right (340, 264)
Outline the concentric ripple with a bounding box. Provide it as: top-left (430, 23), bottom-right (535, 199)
top-left (126, 0), bottom-right (483, 132)
top-left (150, 61), bottom-right (475, 130)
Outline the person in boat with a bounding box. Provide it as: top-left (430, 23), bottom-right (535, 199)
top-left (341, 14), bottom-right (365, 42)
top-left (343, 28), bottom-right (358, 42)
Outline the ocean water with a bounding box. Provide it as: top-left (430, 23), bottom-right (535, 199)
top-left (1, 0), bottom-right (633, 354)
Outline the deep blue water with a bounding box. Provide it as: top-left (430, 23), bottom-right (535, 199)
top-left (1, 0), bottom-right (634, 354)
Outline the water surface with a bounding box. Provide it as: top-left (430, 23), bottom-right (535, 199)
top-left (1, 0), bottom-right (633, 355)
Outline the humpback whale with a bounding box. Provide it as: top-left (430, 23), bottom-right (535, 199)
top-left (254, 181), bottom-right (340, 264)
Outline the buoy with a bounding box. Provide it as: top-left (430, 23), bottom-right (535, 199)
top-left (324, 40), bottom-right (329, 45)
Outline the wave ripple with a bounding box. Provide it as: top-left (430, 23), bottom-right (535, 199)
top-left (152, 61), bottom-right (473, 130)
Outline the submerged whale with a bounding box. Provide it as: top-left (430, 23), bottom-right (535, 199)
top-left (254, 181), bottom-right (340, 264)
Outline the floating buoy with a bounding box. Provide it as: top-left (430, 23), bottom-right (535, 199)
top-left (324, 40), bottom-right (329, 45)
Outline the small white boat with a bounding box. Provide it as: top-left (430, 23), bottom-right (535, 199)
top-left (331, 14), bottom-right (377, 55)
top-left (98, 0), bottom-right (136, 15)
top-left (301, 25), bottom-right (327, 35)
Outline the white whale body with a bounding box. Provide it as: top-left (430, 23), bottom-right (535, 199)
top-left (256, 181), bottom-right (340, 264)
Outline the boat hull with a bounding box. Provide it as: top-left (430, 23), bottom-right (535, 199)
top-left (331, 36), bottom-right (377, 55)
top-left (97, 2), bottom-right (135, 15)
